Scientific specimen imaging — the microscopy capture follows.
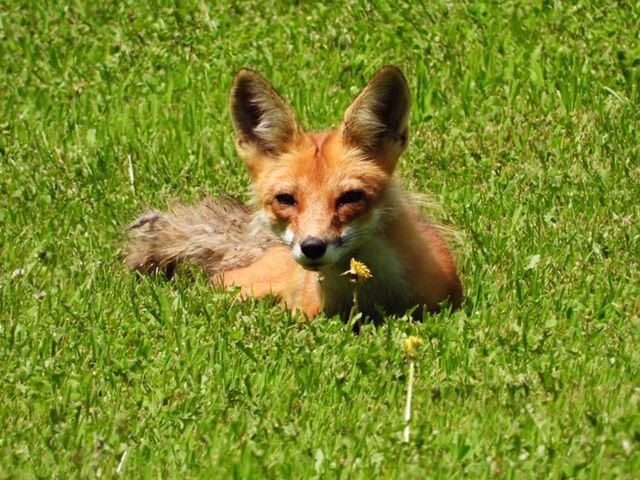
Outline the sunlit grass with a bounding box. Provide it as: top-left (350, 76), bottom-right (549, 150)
top-left (1, 0), bottom-right (639, 477)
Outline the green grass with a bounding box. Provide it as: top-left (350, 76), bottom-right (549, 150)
top-left (1, 0), bottom-right (639, 477)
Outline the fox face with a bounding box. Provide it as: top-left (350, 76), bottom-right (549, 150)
top-left (230, 66), bottom-right (411, 271)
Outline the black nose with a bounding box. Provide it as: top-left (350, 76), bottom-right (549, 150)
top-left (300, 237), bottom-right (327, 259)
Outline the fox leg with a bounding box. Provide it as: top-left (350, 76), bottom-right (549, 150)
top-left (213, 246), bottom-right (323, 318)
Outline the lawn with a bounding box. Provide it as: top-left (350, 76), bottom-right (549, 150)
top-left (1, 0), bottom-right (639, 477)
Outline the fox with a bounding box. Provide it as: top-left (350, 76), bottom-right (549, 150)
top-left (126, 66), bottom-right (462, 320)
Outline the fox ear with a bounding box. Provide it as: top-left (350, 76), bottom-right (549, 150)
top-left (342, 66), bottom-right (411, 170)
top-left (230, 69), bottom-right (301, 159)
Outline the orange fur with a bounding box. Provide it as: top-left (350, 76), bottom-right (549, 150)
top-left (127, 66), bottom-right (462, 320)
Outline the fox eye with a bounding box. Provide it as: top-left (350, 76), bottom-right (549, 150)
top-left (337, 190), bottom-right (365, 207)
top-left (275, 193), bottom-right (296, 207)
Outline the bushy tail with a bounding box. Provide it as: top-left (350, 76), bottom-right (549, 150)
top-left (126, 196), bottom-right (281, 277)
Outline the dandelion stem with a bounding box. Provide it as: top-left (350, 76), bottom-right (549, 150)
top-left (352, 288), bottom-right (358, 314)
top-left (127, 154), bottom-right (136, 194)
top-left (116, 449), bottom-right (128, 473)
top-left (403, 360), bottom-right (415, 442)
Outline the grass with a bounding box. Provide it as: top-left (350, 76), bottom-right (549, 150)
top-left (1, 0), bottom-right (639, 477)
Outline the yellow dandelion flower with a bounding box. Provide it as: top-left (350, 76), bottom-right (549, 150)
top-left (342, 258), bottom-right (373, 283)
top-left (403, 335), bottom-right (424, 357)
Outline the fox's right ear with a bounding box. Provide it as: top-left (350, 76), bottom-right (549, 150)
top-left (230, 69), bottom-right (301, 164)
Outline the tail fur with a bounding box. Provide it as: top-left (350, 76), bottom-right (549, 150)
top-left (126, 196), bottom-right (282, 277)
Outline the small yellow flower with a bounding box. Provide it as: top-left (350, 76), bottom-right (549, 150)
top-left (342, 258), bottom-right (373, 283)
top-left (403, 335), bottom-right (424, 357)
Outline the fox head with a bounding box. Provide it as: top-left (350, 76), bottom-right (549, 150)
top-left (229, 66), bottom-right (411, 271)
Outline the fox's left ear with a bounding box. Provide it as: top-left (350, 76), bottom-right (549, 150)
top-left (342, 66), bottom-right (411, 172)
